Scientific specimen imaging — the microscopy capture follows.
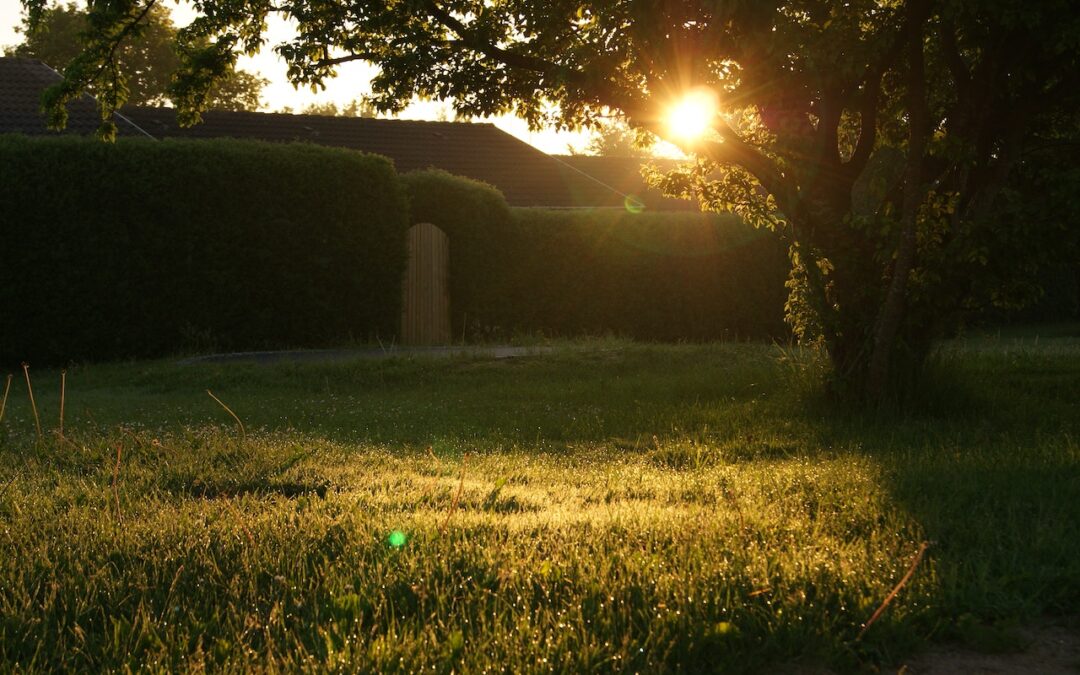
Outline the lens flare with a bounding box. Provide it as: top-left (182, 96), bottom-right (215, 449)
top-left (666, 88), bottom-right (718, 143)
top-left (388, 530), bottom-right (407, 548)
top-left (624, 194), bottom-right (645, 214)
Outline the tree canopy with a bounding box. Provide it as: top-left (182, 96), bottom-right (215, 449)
top-left (292, 100), bottom-right (378, 118)
top-left (27, 0), bottom-right (1080, 398)
top-left (9, 2), bottom-right (266, 112)
top-left (573, 121), bottom-right (655, 158)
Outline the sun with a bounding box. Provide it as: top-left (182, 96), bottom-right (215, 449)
top-left (666, 88), bottom-right (719, 143)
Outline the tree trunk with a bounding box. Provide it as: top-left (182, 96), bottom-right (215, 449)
top-left (866, 11), bottom-right (929, 401)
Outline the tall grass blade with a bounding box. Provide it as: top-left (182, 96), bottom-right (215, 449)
top-left (112, 442), bottom-right (124, 525)
top-left (0, 374), bottom-right (11, 423)
top-left (58, 370), bottom-right (66, 438)
top-left (440, 453), bottom-right (469, 534)
top-left (21, 364), bottom-right (42, 441)
top-left (207, 389), bottom-right (246, 439)
top-left (0, 470), bottom-right (18, 500)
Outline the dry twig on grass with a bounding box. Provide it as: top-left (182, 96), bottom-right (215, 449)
top-left (858, 541), bottom-right (930, 640)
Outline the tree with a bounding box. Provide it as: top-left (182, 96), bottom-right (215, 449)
top-left (28, 0), bottom-right (1080, 399)
top-left (297, 100), bottom-right (378, 118)
top-left (576, 121), bottom-right (654, 158)
top-left (9, 2), bottom-right (266, 111)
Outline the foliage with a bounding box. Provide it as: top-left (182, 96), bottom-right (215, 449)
top-left (295, 99), bottom-right (378, 117)
top-left (401, 170), bottom-right (788, 341)
top-left (7, 2), bottom-right (266, 111)
top-left (576, 120), bottom-right (655, 158)
top-left (0, 135), bottom-right (408, 365)
top-left (0, 336), bottom-right (1078, 671)
top-left (31, 0), bottom-right (1080, 398)
top-left (981, 116), bottom-right (1080, 324)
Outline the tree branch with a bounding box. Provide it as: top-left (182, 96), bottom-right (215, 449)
top-left (707, 119), bottom-right (794, 210)
top-left (313, 52), bottom-right (379, 68)
top-left (938, 19), bottom-right (970, 96)
top-left (425, 2), bottom-right (569, 78)
top-left (816, 90), bottom-right (844, 172)
top-left (91, 0), bottom-right (158, 84)
top-left (846, 9), bottom-right (922, 178)
top-left (847, 69), bottom-right (883, 177)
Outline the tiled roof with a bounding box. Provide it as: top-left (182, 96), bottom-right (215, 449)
top-left (0, 56), bottom-right (692, 209)
top-left (124, 107), bottom-right (610, 208)
top-left (0, 57), bottom-right (147, 137)
top-left (551, 155), bottom-right (697, 211)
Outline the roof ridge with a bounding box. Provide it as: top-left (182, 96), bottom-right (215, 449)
top-left (129, 105), bottom-right (499, 129)
top-left (0, 56), bottom-right (50, 66)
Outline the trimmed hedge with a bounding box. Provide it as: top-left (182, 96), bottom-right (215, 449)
top-left (402, 170), bottom-right (789, 341)
top-left (501, 208), bottom-right (790, 340)
top-left (0, 135), bottom-right (408, 365)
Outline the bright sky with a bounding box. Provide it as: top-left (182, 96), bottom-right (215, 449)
top-left (0, 0), bottom-right (597, 154)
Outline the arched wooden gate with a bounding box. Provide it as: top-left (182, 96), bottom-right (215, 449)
top-left (400, 222), bottom-right (451, 344)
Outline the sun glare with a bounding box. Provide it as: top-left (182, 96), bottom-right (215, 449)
top-left (666, 88), bottom-right (718, 143)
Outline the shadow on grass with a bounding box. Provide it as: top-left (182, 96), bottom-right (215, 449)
top-left (167, 477), bottom-right (332, 500)
top-left (792, 343), bottom-right (1080, 652)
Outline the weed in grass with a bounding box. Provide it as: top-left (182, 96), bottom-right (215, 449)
top-left (648, 435), bottom-right (721, 470)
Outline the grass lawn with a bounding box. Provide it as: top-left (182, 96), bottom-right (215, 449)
top-left (1, 331), bottom-right (1078, 672)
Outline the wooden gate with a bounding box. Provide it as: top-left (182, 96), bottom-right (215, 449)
top-left (401, 222), bottom-right (451, 344)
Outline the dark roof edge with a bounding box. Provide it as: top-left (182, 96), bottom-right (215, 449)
top-left (112, 110), bottom-right (157, 140)
top-left (546, 153), bottom-right (636, 202)
top-left (131, 105), bottom-right (505, 131)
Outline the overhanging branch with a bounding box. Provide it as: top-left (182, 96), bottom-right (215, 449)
top-left (313, 52), bottom-right (379, 67)
top-left (425, 2), bottom-right (569, 78)
top-left (846, 5), bottom-right (925, 178)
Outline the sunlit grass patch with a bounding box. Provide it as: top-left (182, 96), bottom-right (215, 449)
top-left (0, 335), bottom-right (1077, 671)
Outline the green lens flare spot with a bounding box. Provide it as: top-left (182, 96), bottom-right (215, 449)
top-left (388, 530), bottom-right (407, 548)
top-left (624, 195), bottom-right (645, 214)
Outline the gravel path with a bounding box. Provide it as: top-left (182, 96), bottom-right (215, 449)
top-left (177, 345), bottom-right (554, 365)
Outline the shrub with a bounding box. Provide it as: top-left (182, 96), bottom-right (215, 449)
top-left (0, 135), bottom-right (408, 365)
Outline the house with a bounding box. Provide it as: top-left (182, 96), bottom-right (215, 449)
top-left (1, 56), bottom-right (690, 210)
top-left (124, 106), bottom-right (607, 208)
top-left (549, 154), bottom-right (696, 212)
top-left (0, 56), bottom-right (150, 138)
